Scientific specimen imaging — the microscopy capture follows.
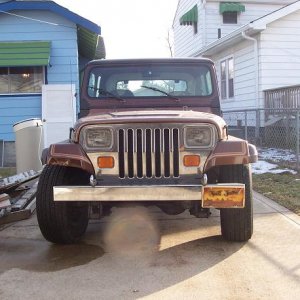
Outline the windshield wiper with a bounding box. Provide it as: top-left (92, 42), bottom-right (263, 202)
top-left (89, 87), bottom-right (126, 103)
top-left (141, 85), bottom-right (180, 102)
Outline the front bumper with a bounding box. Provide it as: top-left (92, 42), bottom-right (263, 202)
top-left (54, 185), bottom-right (201, 202)
top-left (53, 184), bottom-right (245, 208)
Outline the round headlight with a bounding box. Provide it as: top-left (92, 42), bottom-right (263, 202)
top-left (184, 126), bottom-right (215, 148)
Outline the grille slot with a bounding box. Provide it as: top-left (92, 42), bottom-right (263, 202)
top-left (118, 127), bottom-right (180, 179)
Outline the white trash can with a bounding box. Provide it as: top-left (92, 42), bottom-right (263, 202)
top-left (13, 118), bottom-right (44, 174)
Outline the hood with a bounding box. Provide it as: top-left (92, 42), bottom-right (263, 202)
top-left (74, 110), bottom-right (227, 140)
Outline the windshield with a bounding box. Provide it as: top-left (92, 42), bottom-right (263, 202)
top-left (87, 64), bottom-right (213, 99)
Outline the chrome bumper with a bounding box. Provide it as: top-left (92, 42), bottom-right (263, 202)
top-left (53, 185), bottom-right (202, 202)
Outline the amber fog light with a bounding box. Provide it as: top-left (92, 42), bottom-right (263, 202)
top-left (98, 156), bottom-right (115, 168)
top-left (183, 155), bottom-right (200, 167)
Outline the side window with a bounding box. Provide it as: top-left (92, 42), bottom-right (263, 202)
top-left (88, 73), bottom-right (102, 97)
top-left (205, 70), bottom-right (212, 95)
top-left (199, 71), bottom-right (212, 96)
top-left (220, 57), bottom-right (234, 100)
top-left (96, 76), bottom-right (101, 97)
top-left (88, 73), bottom-right (96, 97)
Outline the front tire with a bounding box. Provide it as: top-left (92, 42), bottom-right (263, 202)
top-left (219, 164), bottom-right (253, 242)
top-left (36, 165), bottom-right (89, 244)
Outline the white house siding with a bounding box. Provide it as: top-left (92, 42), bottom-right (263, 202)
top-left (259, 10), bottom-right (300, 93)
top-left (0, 10), bottom-right (79, 141)
top-left (203, 38), bottom-right (256, 112)
top-left (173, 0), bottom-right (202, 57)
top-left (204, 2), bottom-right (284, 45)
top-left (174, 0), bottom-right (289, 57)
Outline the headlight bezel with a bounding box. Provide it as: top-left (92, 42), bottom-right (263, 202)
top-left (80, 125), bottom-right (114, 151)
top-left (184, 125), bottom-right (216, 149)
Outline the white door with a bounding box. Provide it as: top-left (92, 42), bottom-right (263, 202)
top-left (42, 84), bottom-right (77, 148)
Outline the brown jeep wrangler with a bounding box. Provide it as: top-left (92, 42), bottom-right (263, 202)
top-left (36, 58), bottom-right (257, 244)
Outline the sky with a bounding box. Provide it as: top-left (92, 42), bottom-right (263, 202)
top-left (56, 0), bottom-right (179, 59)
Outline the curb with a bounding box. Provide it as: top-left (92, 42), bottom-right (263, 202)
top-left (253, 191), bottom-right (300, 226)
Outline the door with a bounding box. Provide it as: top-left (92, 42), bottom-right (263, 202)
top-left (42, 84), bottom-right (76, 148)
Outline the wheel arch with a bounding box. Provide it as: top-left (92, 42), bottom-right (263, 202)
top-left (43, 142), bottom-right (95, 175)
top-left (204, 137), bottom-right (258, 172)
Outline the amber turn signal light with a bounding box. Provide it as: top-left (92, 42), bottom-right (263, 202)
top-left (183, 155), bottom-right (200, 167)
top-left (98, 156), bottom-right (114, 168)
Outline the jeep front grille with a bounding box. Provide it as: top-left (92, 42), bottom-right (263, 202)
top-left (118, 128), bottom-right (180, 179)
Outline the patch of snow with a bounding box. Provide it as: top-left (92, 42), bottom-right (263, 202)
top-left (258, 148), bottom-right (296, 163)
top-left (252, 148), bottom-right (298, 175)
top-left (252, 160), bottom-right (297, 175)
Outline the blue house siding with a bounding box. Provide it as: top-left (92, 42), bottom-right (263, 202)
top-left (0, 10), bottom-right (79, 141)
top-left (0, 1), bottom-right (101, 35)
top-left (0, 95), bottom-right (41, 141)
top-left (0, 11), bottom-right (80, 87)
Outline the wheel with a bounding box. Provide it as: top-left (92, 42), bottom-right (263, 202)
top-left (36, 165), bottom-right (89, 244)
top-left (219, 164), bottom-right (253, 242)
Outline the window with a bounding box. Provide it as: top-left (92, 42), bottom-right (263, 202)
top-left (193, 23), bottom-right (198, 34)
top-left (228, 58), bottom-right (234, 98)
top-left (219, 2), bottom-right (245, 24)
top-left (221, 61), bottom-right (227, 99)
top-left (0, 67), bottom-right (44, 94)
top-left (223, 11), bottom-right (237, 24)
top-left (87, 65), bottom-right (214, 99)
top-left (220, 57), bottom-right (234, 100)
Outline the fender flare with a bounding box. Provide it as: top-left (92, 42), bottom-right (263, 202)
top-left (204, 138), bottom-right (258, 172)
top-left (44, 142), bottom-right (94, 175)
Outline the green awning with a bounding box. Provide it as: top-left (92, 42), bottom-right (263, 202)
top-left (180, 5), bottom-right (198, 26)
top-left (0, 41), bottom-right (51, 67)
top-left (77, 26), bottom-right (106, 60)
top-left (219, 2), bottom-right (245, 14)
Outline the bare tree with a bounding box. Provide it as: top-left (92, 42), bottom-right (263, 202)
top-left (166, 29), bottom-right (174, 57)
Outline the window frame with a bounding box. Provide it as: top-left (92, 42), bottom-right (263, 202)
top-left (0, 66), bottom-right (45, 95)
top-left (87, 64), bottom-right (215, 99)
top-left (220, 56), bottom-right (234, 101)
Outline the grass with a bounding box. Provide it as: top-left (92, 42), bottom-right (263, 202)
top-left (0, 167), bottom-right (16, 179)
top-left (253, 172), bottom-right (300, 215)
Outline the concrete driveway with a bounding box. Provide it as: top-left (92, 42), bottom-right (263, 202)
top-left (0, 191), bottom-right (299, 300)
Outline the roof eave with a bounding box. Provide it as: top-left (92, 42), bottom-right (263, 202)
top-left (0, 1), bottom-right (101, 34)
top-left (0, 1), bottom-right (104, 59)
top-left (194, 24), bottom-right (248, 56)
top-left (198, 27), bottom-right (263, 57)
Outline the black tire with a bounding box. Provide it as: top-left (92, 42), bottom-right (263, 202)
top-left (36, 165), bottom-right (89, 244)
top-left (219, 164), bottom-right (253, 242)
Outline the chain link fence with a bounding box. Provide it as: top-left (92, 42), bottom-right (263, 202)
top-left (223, 109), bottom-right (300, 170)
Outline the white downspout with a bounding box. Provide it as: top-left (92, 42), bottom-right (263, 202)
top-left (202, 0), bottom-right (207, 47)
top-left (242, 31), bottom-right (259, 108)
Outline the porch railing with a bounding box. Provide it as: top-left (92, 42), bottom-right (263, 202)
top-left (265, 85), bottom-right (300, 110)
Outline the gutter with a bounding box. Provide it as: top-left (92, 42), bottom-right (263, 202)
top-left (202, 0), bottom-right (207, 46)
top-left (193, 24), bottom-right (250, 57)
top-left (241, 31), bottom-right (260, 109)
